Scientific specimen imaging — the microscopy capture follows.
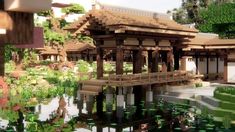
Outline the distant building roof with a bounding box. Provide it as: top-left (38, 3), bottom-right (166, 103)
top-left (65, 40), bottom-right (95, 52)
top-left (38, 41), bottom-right (95, 55)
top-left (182, 33), bottom-right (235, 49)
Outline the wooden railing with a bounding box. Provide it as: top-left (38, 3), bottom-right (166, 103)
top-left (105, 71), bottom-right (193, 86)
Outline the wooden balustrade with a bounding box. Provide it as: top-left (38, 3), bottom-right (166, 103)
top-left (78, 70), bottom-right (197, 87)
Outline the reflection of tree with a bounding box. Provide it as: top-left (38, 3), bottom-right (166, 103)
top-left (51, 97), bottom-right (67, 123)
top-left (16, 110), bottom-right (24, 132)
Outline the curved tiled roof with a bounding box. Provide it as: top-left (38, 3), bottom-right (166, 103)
top-left (65, 8), bottom-right (198, 37)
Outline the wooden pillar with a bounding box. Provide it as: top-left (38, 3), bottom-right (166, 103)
top-left (96, 40), bottom-right (104, 79)
top-left (0, 44), bottom-right (4, 76)
top-left (216, 54), bottom-right (219, 75)
top-left (161, 51), bottom-right (167, 64)
top-left (86, 49), bottom-right (90, 62)
top-left (152, 50), bottom-right (159, 72)
top-left (147, 50), bottom-right (153, 73)
top-left (173, 47), bottom-right (180, 70)
top-left (0, 0), bottom-right (4, 10)
top-left (206, 53), bottom-right (209, 79)
top-left (133, 49), bottom-right (143, 74)
top-left (195, 53), bottom-right (199, 75)
top-left (224, 54), bottom-right (228, 82)
top-left (116, 39), bottom-right (124, 75)
top-left (133, 39), bottom-right (143, 117)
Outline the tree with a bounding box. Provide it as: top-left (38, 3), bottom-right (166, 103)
top-left (170, 0), bottom-right (234, 25)
top-left (36, 4), bottom-right (87, 62)
top-left (198, 3), bottom-right (235, 38)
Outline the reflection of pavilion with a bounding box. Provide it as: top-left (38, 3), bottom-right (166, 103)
top-left (66, 3), bottom-right (235, 132)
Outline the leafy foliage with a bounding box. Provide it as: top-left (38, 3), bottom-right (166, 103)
top-left (198, 3), bottom-right (235, 38)
top-left (4, 45), bottom-right (18, 63)
top-left (61, 4), bottom-right (85, 14)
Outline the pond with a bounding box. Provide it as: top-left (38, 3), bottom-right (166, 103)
top-left (0, 92), bottom-right (234, 132)
top-left (1, 62), bottom-right (234, 132)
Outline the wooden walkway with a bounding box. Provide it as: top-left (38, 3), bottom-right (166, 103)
top-left (79, 71), bottom-right (197, 95)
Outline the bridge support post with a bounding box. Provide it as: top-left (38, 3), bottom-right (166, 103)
top-left (77, 91), bottom-right (84, 115)
top-left (86, 95), bottom-right (94, 115)
top-left (96, 92), bottom-right (103, 118)
top-left (116, 88), bottom-right (124, 123)
top-left (106, 87), bottom-right (113, 112)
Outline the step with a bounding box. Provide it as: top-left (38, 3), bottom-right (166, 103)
top-left (200, 95), bottom-right (220, 107)
top-left (82, 85), bottom-right (102, 92)
top-left (81, 79), bottom-right (107, 86)
top-left (79, 90), bottom-right (99, 95)
top-left (164, 91), bottom-right (195, 98)
top-left (156, 95), bottom-right (191, 104)
top-left (194, 100), bottom-right (217, 113)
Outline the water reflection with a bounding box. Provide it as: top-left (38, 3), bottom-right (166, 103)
top-left (0, 94), bottom-right (233, 132)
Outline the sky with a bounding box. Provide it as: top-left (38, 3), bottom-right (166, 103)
top-left (54, 0), bottom-right (182, 13)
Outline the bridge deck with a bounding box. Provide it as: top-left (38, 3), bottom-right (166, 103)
top-left (79, 71), bottom-right (197, 87)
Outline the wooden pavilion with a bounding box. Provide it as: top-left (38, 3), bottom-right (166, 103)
top-left (37, 41), bottom-right (96, 62)
top-left (66, 3), bottom-right (199, 128)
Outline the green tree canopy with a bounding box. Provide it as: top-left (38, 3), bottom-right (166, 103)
top-left (198, 3), bottom-right (235, 38)
top-left (61, 4), bottom-right (85, 14)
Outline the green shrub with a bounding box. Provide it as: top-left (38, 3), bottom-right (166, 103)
top-left (195, 82), bottom-right (203, 88)
top-left (213, 108), bottom-right (235, 120)
top-left (76, 60), bottom-right (91, 72)
top-left (220, 101), bottom-right (235, 111)
top-left (214, 91), bottom-right (235, 103)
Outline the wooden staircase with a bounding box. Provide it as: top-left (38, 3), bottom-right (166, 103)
top-left (79, 80), bottom-right (106, 95)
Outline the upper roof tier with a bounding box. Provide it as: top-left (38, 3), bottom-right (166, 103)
top-left (65, 3), bottom-right (198, 38)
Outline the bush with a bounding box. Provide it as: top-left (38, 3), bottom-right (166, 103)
top-left (220, 101), bottom-right (235, 111)
top-left (214, 91), bottom-right (235, 103)
top-left (76, 60), bottom-right (91, 72)
top-left (195, 82), bottom-right (203, 88)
